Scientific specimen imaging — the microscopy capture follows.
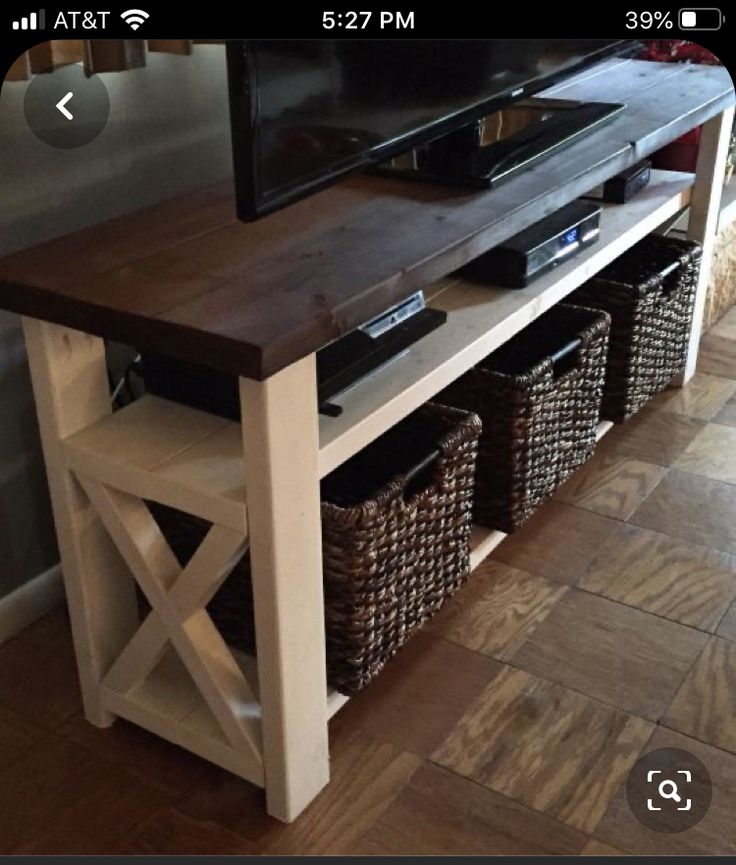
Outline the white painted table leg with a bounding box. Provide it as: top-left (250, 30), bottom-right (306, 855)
top-left (240, 355), bottom-right (330, 823)
top-left (22, 318), bottom-right (139, 727)
top-left (681, 105), bottom-right (735, 382)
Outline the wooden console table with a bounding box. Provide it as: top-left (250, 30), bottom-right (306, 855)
top-left (0, 58), bottom-right (733, 822)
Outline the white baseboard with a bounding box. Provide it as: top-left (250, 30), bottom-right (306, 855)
top-left (0, 564), bottom-right (65, 647)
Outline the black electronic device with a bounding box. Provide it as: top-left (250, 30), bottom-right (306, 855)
top-left (227, 40), bottom-right (635, 220)
top-left (586, 159), bottom-right (652, 203)
top-left (141, 292), bottom-right (445, 419)
top-left (462, 200), bottom-right (602, 288)
top-left (317, 295), bottom-right (446, 410)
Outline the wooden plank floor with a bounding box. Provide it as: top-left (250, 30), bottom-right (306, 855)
top-left (3, 334), bottom-right (736, 854)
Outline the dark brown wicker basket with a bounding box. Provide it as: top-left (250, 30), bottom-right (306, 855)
top-left (569, 234), bottom-right (701, 423)
top-left (438, 304), bottom-right (610, 534)
top-left (149, 402), bottom-right (482, 695)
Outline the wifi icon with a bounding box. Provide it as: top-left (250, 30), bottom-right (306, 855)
top-left (120, 8), bottom-right (149, 30)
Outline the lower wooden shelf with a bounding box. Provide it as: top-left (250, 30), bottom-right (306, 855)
top-left (100, 647), bottom-right (350, 780)
top-left (233, 649), bottom-right (350, 721)
top-left (101, 651), bottom-right (265, 785)
top-left (470, 527), bottom-right (507, 572)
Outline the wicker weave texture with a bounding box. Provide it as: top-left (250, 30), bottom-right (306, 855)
top-left (439, 304), bottom-right (610, 534)
top-left (151, 402), bottom-right (481, 695)
top-left (570, 234), bottom-right (701, 423)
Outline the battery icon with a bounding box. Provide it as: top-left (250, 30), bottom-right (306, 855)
top-left (679, 8), bottom-right (724, 29)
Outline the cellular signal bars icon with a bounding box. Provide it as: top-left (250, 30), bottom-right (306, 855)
top-left (12, 9), bottom-right (45, 29)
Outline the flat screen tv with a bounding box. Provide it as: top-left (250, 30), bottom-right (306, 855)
top-left (226, 39), bottom-right (634, 221)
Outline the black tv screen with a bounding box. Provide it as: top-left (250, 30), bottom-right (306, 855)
top-left (227, 40), bottom-right (631, 220)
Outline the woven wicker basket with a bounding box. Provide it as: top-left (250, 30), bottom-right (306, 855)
top-left (150, 402), bottom-right (482, 695)
top-left (569, 234), bottom-right (701, 423)
top-left (439, 303), bottom-right (610, 533)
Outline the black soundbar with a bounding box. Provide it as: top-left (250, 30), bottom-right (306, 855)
top-left (141, 299), bottom-right (446, 419)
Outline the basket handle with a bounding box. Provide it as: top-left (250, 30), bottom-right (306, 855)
top-left (658, 260), bottom-right (681, 280)
top-left (398, 447), bottom-right (443, 504)
top-left (403, 448), bottom-right (441, 488)
top-left (549, 338), bottom-right (582, 377)
top-left (657, 259), bottom-right (682, 298)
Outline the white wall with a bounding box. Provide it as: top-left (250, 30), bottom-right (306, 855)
top-left (0, 45), bottom-right (233, 595)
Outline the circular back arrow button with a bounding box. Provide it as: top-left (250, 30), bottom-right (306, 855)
top-left (24, 65), bottom-right (110, 149)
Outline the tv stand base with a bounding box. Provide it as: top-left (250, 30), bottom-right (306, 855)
top-left (376, 98), bottom-right (625, 190)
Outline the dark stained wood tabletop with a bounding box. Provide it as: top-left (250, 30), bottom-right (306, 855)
top-left (0, 60), bottom-right (733, 380)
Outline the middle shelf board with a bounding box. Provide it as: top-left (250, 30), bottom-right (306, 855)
top-left (318, 169), bottom-right (693, 476)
